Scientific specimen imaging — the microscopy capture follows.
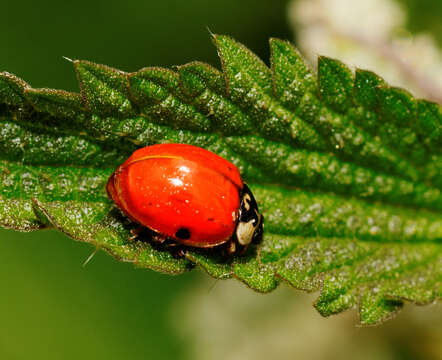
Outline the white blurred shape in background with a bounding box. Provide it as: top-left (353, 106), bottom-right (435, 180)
top-left (172, 277), bottom-right (442, 360)
top-left (288, 0), bottom-right (442, 103)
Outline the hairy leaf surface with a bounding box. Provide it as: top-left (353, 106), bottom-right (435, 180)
top-left (0, 36), bottom-right (440, 325)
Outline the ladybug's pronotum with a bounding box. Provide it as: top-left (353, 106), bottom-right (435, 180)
top-left (106, 143), bottom-right (263, 254)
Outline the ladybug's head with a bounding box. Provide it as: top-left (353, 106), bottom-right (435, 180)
top-left (236, 184), bottom-right (263, 247)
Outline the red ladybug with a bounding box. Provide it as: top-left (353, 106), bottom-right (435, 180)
top-left (106, 143), bottom-right (263, 254)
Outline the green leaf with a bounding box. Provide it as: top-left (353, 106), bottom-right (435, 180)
top-left (318, 56), bottom-right (354, 113)
top-left (0, 35), bottom-right (441, 325)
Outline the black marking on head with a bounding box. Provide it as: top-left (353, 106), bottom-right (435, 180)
top-left (175, 227), bottom-right (191, 240)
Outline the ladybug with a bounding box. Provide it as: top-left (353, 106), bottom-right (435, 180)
top-left (106, 143), bottom-right (263, 254)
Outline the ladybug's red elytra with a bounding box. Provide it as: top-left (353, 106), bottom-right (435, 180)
top-left (106, 143), bottom-right (263, 254)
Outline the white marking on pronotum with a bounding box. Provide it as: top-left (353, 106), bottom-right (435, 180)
top-left (243, 193), bottom-right (251, 211)
top-left (236, 218), bottom-right (256, 246)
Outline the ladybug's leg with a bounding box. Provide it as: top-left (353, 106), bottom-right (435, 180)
top-left (164, 241), bottom-right (180, 248)
top-left (175, 248), bottom-right (187, 258)
top-left (237, 243), bottom-right (250, 256)
top-left (129, 226), bottom-right (144, 241)
top-left (226, 238), bottom-right (236, 255)
top-left (164, 242), bottom-right (188, 258)
top-left (151, 232), bottom-right (167, 244)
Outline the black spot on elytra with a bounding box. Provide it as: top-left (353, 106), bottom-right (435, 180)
top-left (175, 227), bottom-right (191, 240)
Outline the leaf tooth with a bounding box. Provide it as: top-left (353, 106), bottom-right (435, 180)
top-left (178, 61), bottom-right (226, 97)
top-left (0, 72), bottom-right (29, 107)
top-left (25, 88), bottom-right (86, 120)
top-left (375, 86), bottom-right (431, 165)
top-left (417, 99), bottom-right (441, 155)
top-left (269, 38), bottom-right (316, 111)
top-left (354, 69), bottom-right (387, 109)
top-left (232, 255), bottom-right (280, 293)
top-left (358, 292), bottom-right (403, 325)
top-left (378, 86), bottom-right (417, 125)
top-left (74, 60), bottom-right (135, 117)
top-left (318, 56), bottom-right (354, 114)
top-left (178, 62), bottom-right (254, 134)
top-left (213, 34), bottom-right (273, 96)
top-left (129, 67), bottom-right (212, 132)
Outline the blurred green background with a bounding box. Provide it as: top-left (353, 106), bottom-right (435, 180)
top-left (1, 0), bottom-right (441, 359)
